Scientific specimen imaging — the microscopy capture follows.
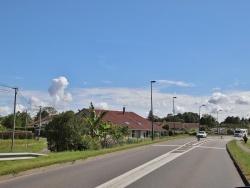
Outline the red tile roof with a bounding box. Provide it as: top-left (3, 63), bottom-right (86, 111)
top-left (83, 109), bottom-right (165, 132)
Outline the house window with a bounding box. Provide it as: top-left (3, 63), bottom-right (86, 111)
top-left (132, 130), bottom-right (135, 137)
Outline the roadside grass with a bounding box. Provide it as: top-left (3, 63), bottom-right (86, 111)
top-left (0, 138), bottom-right (47, 153)
top-left (241, 140), bottom-right (250, 149)
top-left (0, 135), bottom-right (190, 176)
top-left (227, 139), bottom-right (250, 181)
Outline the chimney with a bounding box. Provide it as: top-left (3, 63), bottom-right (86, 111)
top-left (123, 106), bottom-right (125, 114)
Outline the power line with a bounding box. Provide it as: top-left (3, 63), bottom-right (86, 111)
top-left (0, 82), bottom-right (16, 89)
top-left (0, 88), bottom-right (14, 94)
top-left (17, 90), bottom-right (30, 108)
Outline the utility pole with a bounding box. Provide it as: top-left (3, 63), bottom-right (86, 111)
top-left (38, 106), bottom-right (42, 140)
top-left (11, 88), bottom-right (18, 151)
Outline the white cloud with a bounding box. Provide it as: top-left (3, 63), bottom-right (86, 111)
top-left (0, 106), bottom-right (12, 116)
top-left (157, 80), bottom-right (195, 87)
top-left (48, 77), bottom-right (73, 109)
top-left (235, 95), bottom-right (250, 105)
top-left (2, 77), bottom-right (250, 123)
top-left (175, 106), bottom-right (186, 114)
top-left (208, 92), bottom-right (229, 104)
top-left (95, 102), bottom-right (109, 110)
top-left (29, 96), bottom-right (48, 110)
top-left (101, 80), bottom-right (112, 84)
top-left (213, 87), bottom-right (221, 91)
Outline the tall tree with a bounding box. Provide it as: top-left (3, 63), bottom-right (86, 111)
top-left (200, 114), bottom-right (216, 127)
top-left (81, 102), bottom-right (107, 138)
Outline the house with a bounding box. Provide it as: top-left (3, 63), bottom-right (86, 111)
top-left (27, 115), bottom-right (55, 128)
top-left (80, 107), bottom-right (166, 138)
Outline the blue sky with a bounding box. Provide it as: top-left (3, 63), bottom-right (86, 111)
top-left (1, 0), bottom-right (250, 121)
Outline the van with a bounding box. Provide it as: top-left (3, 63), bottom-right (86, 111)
top-left (234, 128), bottom-right (248, 137)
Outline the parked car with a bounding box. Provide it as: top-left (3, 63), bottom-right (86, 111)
top-left (196, 131), bottom-right (207, 138)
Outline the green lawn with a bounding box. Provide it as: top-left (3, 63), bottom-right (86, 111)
top-left (0, 138), bottom-right (47, 153)
top-left (227, 139), bottom-right (250, 181)
top-left (241, 140), bottom-right (250, 149)
top-left (0, 136), bottom-right (189, 176)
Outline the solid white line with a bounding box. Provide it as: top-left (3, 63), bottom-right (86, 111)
top-left (96, 140), bottom-right (197, 188)
top-left (153, 144), bottom-right (182, 147)
top-left (197, 146), bottom-right (226, 150)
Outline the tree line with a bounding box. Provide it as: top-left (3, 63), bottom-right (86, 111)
top-left (148, 111), bottom-right (250, 128)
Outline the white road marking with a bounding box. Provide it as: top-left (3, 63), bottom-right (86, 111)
top-left (197, 146), bottom-right (226, 150)
top-left (153, 144), bottom-right (182, 147)
top-left (96, 140), bottom-right (197, 188)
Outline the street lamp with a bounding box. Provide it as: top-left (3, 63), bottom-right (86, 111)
top-left (217, 110), bottom-right (222, 134)
top-left (173, 97), bottom-right (177, 137)
top-left (151, 81), bottom-right (156, 141)
top-left (199, 105), bottom-right (205, 131)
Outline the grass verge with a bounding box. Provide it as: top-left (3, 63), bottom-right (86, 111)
top-left (227, 139), bottom-right (250, 181)
top-left (0, 138), bottom-right (47, 153)
top-left (0, 135), bottom-right (189, 176)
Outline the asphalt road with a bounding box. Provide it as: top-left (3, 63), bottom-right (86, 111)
top-left (0, 136), bottom-right (245, 188)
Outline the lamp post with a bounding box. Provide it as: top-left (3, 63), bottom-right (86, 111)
top-left (199, 105), bottom-right (205, 131)
top-left (173, 97), bottom-right (177, 137)
top-left (151, 81), bottom-right (156, 141)
top-left (217, 110), bottom-right (222, 134)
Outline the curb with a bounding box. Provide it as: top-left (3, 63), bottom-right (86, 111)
top-left (0, 153), bottom-right (47, 161)
top-left (226, 144), bottom-right (250, 186)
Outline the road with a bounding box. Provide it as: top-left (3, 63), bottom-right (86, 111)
top-left (0, 136), bottom-right (245, 188)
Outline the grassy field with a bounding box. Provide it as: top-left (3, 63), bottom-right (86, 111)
top-left (0, 136), bottom-right (189, 176)
top-left (227, 139), bottom-right (250, 181)
top-left (0, 138), bottom-right (47, 153)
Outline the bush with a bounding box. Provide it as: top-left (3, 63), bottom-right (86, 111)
top-left (227, 129), bottom-right (234, 135)
top-left (0, 130), bottom-right (34, 139)
top-left (169, 130), bottom-right (173, 136)
top-left (46, 111), bottom-right (84, 152)
top-left (189, 132), bottom-right (197, 136)
top-left (89, 139), bottom-right (101, 150)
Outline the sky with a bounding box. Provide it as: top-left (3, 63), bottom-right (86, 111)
top-left (1, 0), bottom-right (250, 122)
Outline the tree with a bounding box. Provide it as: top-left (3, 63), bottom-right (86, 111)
top-left (81, 102), bottom-right (107, 138)
top-left (182, 112), bottom-right (199, 123)
top-left (147, 110), bottom-right (160, 122)
top-left (200, 114), bottom-right (216, 127)
top-left (1, 111), bottom-right (32, 129)
top-left (45, 111), bottom-right (84, 152)
top-left (223, 116), bottom-right (240, 124)
top-left (99, 121), bottom-right (112, 147)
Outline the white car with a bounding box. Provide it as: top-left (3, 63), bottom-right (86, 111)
top-left (196, 131), bottom-right (207, 138)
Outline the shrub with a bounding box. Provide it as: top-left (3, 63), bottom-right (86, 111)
top-left (0, 130), bottom-right (34, 139)
top-left (168, 130), bottom-right (173, 136)
top-left (227, 129), bottom-right (234, 135)
top-left (89, 139), bottom-right (101, 150)
top-left (46, 111), bottom-right (84, 152)
top-left (189, 132), bottom-right (197, 136)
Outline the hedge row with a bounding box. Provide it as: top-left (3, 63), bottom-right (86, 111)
top-left (0, 131), bottom-right (34, 139)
